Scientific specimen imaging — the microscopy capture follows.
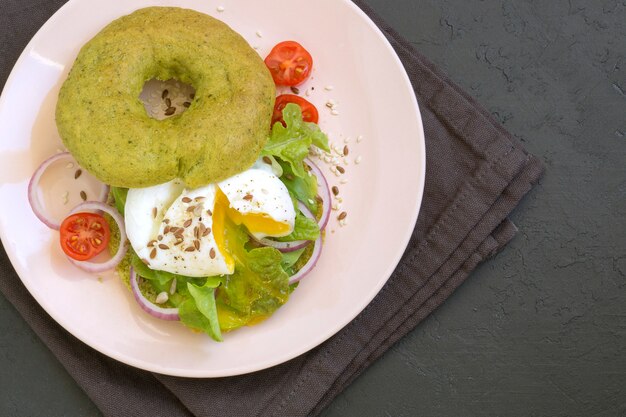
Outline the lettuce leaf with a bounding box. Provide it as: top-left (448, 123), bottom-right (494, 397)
top-left (215, 218), bottom-right (291, 330)
top-left (278, 160), bottom-right (319, 215)
top-left (262, 103), bottom-right (329, 178)
top-left (185, 279), bottom-right (222, 341)
top-left (110, 186), bottom-right (128, 215)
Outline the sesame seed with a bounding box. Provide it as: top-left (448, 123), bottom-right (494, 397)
top-left (256, 30), bottom-right (263, 38)
top-left (74, 169), bottom-right (82, 179)
top-left (331, 109), bottom-right (340, 116)
top-left (305, 89), bottom-right (311, 97)
top-left (65, 162), bottom-right (74, 169)
top-left (308, 198), bottom-right (315, 205)
top-left (169, 278), bottom-right (177, 295)
top-left (62, 191), bottom-right (69, 205)
top-left (355, 156), bottom-right (362, 164)
top-left (194, 196), bottom-right (206, 202)
top-left (344, 137), bottom-right (351, 144)
top-left (217, 5), bottom-right (225, 12)
top-left (155, 292), bottom-right (169, 304)
top-left (357, 135), bottom-right (363, 143)
top-left (340, 179), bottom-right (348, 184)
top-left (343, 157), bottom-right (350, 165)
top-left (324, 85), bottom-right (334, 91)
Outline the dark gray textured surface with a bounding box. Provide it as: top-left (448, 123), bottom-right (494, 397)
top-left (0, 0), bottom-right (624, 416)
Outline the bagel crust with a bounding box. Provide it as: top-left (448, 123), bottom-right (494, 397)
top-left (56, 7), bottom-right (275, 188)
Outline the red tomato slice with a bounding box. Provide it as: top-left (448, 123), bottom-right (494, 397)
top-left (264, 41), bottom-right (313, 86)
top-left (60, 212), bottom-right (111, 261)
top-left (272, 94), bottom-right (319, 126)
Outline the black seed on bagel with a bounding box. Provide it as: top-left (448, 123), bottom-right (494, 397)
top-left (56, 7), bottom-right (276, 189)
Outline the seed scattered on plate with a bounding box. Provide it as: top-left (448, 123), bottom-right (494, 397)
top-left (216, 5), bottom-right (225, 12)
top-left (80, 190), bottom-right (87, 201)
top-left (355, 156), bottom-right (362, 164)
top-left (336, 165), bottom-right (345, 174)
top-left (338, 211), bottom-right (347, 221)
top-left (65, 162), bottom-right (74, 169)
top-left (332, 186), bottom-right (339, 196)
top-left (290, 86), bottom-right (300, 95)
top-left (340, 178), bottom-right (348, 184)
top-left (256, 30), bottom-right (263, 38)
top-left (74, 169), bottom-right (82, 179)
top-left (357, 135), bottom-right (363, 143)
top-left (331, 109), bottom-right (340, 116)
top-left (324, 85), bottom-right (334, 91)
top-left (183, 101), bottom-right (191, 108)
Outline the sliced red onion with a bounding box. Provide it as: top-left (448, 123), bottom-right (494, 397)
top-left (66, 201), bottom-right (128, 273)
top-left (289, 232), bottom-right (322, 285)
top-left (28, 151), bottom-right (108, 230)
top-left (304, 158), bottom-right (331, 231)
top-left (251, 235), bottom-right (310, 252)
top-left (130, 267), bottom-right (180, 321)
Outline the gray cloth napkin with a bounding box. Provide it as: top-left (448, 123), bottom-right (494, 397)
top-left (0, 1), bottom-right (544, 416)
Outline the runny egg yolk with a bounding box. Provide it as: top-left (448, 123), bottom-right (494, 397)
top-left (213, 188), bottom-right (292, 270)
top-left (215, 188), bottom-right (291, 236)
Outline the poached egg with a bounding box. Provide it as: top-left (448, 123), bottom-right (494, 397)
top-left (125, 162), bottom-right (295, 277)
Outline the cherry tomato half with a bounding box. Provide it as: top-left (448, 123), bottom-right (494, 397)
top-left (60, 212), bottom-right (111, 261)
top-left (264, 41), bottom-right (313, 86)
top-left (272, 94), bottom-right (319, 126)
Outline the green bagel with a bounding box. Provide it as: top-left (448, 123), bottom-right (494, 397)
top-left (56, 7), bottom-right (275, 189)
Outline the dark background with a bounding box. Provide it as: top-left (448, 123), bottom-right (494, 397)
top-left (1, 0), bottom-right (625, 416)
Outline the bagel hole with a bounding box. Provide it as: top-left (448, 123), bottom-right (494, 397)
top-left (139, 78), bottom-right (196, 120)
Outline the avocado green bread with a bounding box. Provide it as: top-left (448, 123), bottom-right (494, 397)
top-left (56, 7), bottom-right (275, 188)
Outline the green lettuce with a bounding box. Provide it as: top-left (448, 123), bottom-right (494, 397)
top-left (110, 186), bottom-right (128, 215)
top-left (262, 103), bottom-right (329, 178)
top-left (184, 278), bottom-right (223, 341)
top-left (279, 160), bottom-right (319, 215)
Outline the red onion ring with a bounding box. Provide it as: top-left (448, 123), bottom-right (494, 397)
top-left (130, 267), bottom-right (180, 321)
top-left (66, 201), bottom-right (128, 273)
top-left (28, 151), bottom-right (109, 230)
top-left (250, 235), bottom-right (310, 252)
top-left (289, 232), bottom-right (322, 285)
top-left (304, 158), bottom-right (331, 231)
